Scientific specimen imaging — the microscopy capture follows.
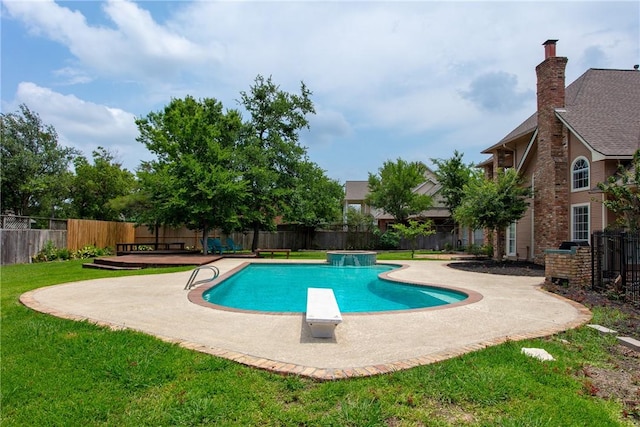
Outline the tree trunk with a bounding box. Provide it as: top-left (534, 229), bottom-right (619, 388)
top-left (251, 223), bottom-right (260, 252)
top-left (201, 225), bottom-right (209, 254)
top-left (494, 227), bottom-right (504, 261)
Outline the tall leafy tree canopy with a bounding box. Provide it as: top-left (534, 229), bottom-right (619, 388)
top-left (597, 149), bottom-right (640, 231)
top-left (135, 96), bottom-right (246, 239)
top-left (284, 160), bottom-right (344, 228)
top-left (0, 104), bottom-right (78, 217)
top-left (71, 147), bottom-right (136, 221)
top-left (122, 161), bottom-right (174, 229)
top-left (431, 150), bottom-right (473, 216)
top-left (454, 168), bottom-right (530, 259)
top-left (237, 75), bottom-right (316, 250)
top-left (366, 158), bottom-right (433, 224)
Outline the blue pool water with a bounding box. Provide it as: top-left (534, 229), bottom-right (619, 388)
top-left (201, 263), bottom-right (467, 313)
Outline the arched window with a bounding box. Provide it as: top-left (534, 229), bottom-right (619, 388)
top-left (572, 157), bottom-right (590, 191)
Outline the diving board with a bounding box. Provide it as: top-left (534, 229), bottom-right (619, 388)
top-left (306, 288), bottom-right (342, 338)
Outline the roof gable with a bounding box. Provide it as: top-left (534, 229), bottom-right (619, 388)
top-left (556, 69), bottom-right (640, 157)
top-left (485, 69), bottom-right (640, 157)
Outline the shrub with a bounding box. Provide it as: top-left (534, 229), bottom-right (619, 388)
top-left (465, 244), bottom-right (493, 257)
top-left (375, 230), bottom-right (400, 250)
top-left (33, 243), bottom-right (112, 263)
top-left (73, 245), bottom-right (113, 259)
top-left (32, 241), bottom-right (59, 262)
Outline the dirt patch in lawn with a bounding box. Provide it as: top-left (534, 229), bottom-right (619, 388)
top-left (449, 260), bottom-right (640, 423)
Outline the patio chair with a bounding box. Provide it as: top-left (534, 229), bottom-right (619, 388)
top-left (210, 237), bottom-right (227, 254)
top-left (226, 237), bottom-right (243, 253)
top-left (202, 237), bottom-right (226, 255)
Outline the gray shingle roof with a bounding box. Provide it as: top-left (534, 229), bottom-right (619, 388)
top-left (344, 181), bottom-right (370, 201)
top-left (485, 69), bottom-right (640, 156)
top-left (557, 69), bottom-right (640, 156)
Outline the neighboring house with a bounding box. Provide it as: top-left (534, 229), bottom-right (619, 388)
top-left (480, 39), bottom-right (640, 264)
top-left (343, 167), bottom-right (452, 233)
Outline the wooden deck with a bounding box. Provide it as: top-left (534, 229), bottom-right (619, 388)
top-left (84, 253), bottom-right (224, 270)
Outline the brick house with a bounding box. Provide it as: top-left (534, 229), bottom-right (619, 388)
top-left (480, 40), bottom-right (640, 264)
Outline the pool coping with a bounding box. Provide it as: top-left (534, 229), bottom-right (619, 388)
top-left (20, 260), bottom-right (592, 381)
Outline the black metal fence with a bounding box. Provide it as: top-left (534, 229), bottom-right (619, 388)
top-left (592, 230), bottom-right (640, 306)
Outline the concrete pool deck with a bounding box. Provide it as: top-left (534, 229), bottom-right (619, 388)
top-left (20, 259), bottom-right (592, 380)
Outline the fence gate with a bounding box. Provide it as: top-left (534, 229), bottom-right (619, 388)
top-left (592, 231), bottom-right (640, 306)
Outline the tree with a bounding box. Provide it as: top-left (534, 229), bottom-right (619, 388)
top-left (431, 150), bottom-right (474, 241)
top-left (0, 104), bottom-right (78, 217)
top-left (597, 149), bottom-right (640, 231)
top-left (454, 168), bottom-right (531, 260)
top-left (283, 160), bottom-right (344, 249)
top-left (345, 207), bottom-right (376, 249)
top-left (284, 161), bottom-right (343, 228)
top-left (237, 75), bottom-right (316, 251)
top-left (70, 147), bottom-right (136, 221)
top-left (366, 158), bottom-right (432, 224)
top-left (135, 96), bottom-right (246, 250)
top-left (392, 219), bottom-right (435, 258)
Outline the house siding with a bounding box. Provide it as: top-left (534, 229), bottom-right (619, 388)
top-left (513, 163), bottom-right (536, 261)
top-left (482, 42), bottom-right (639, 265)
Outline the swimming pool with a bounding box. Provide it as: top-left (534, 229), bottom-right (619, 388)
top-left (200, 263), bottom-right (468, 313)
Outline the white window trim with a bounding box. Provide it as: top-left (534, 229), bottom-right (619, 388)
top-left (571, 156), bottom-right (590, 192)
top-left (571, 203), bottom-right (590, 242)
top-left (506, 222), bottom-right (517, 257)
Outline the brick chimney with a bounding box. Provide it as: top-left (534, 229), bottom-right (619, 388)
top-left (533, 39), bottom-right (569, 264)
top-left (543, 39), bottom-right (558, 59)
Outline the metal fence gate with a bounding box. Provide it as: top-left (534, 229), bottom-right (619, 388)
top-left (592, 230), bottom-right (640, 306)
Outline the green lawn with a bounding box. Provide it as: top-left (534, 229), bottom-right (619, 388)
top-left (1, 257), bottom-right (634, 426)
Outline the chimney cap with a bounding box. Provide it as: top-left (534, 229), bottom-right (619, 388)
top-left (543, 39), bottom-right (559, 46)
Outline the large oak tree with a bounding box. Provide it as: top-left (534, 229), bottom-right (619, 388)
top-left (1, 104), bottom-right (78, 217)
top-left (135, 96), bottom-right (246, 249)
top-left (237, 75), bottom-right (316, 251)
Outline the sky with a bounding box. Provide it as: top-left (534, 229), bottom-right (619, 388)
top-left (2, 1), bottom-right (639, 184)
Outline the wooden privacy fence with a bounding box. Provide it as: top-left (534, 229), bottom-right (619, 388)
top-left (0, 229), bottom-right (66, 265)
top-left (135, 226), bottom-right (454, 252)
top-left (67, 219), bottom-right (135, 251)
top-left (1, 217), bottom-right (137, 265)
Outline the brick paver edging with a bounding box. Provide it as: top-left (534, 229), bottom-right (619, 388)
top-left (19, 284), bottom-right (592, 381)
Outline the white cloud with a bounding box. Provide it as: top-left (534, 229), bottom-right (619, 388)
top-left (12, 82), bottom-right (148, 170)
top-left (53, 67), bottom-right (92, 85)
top-left (3, 0), bottom-right (219, 82)
top-left (2, 0), bottom-right (638, 182)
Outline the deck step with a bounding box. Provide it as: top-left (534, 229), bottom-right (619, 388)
top-left (82, 262), bottom-right (141, 270)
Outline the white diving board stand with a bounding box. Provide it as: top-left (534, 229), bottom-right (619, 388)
top-left (306, 288), bottom-right (343, 338)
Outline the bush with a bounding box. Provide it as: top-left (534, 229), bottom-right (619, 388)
top-left (73, 245), bottom-right (113, 259)
top-left (375, 230), bottom-right (400, 250)
top-left (465, 244), bottom-right (493, 257)
top-left (32, 241), bottom-right (59, 262)
top-left (33, 243), bottom-right (112, 263)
